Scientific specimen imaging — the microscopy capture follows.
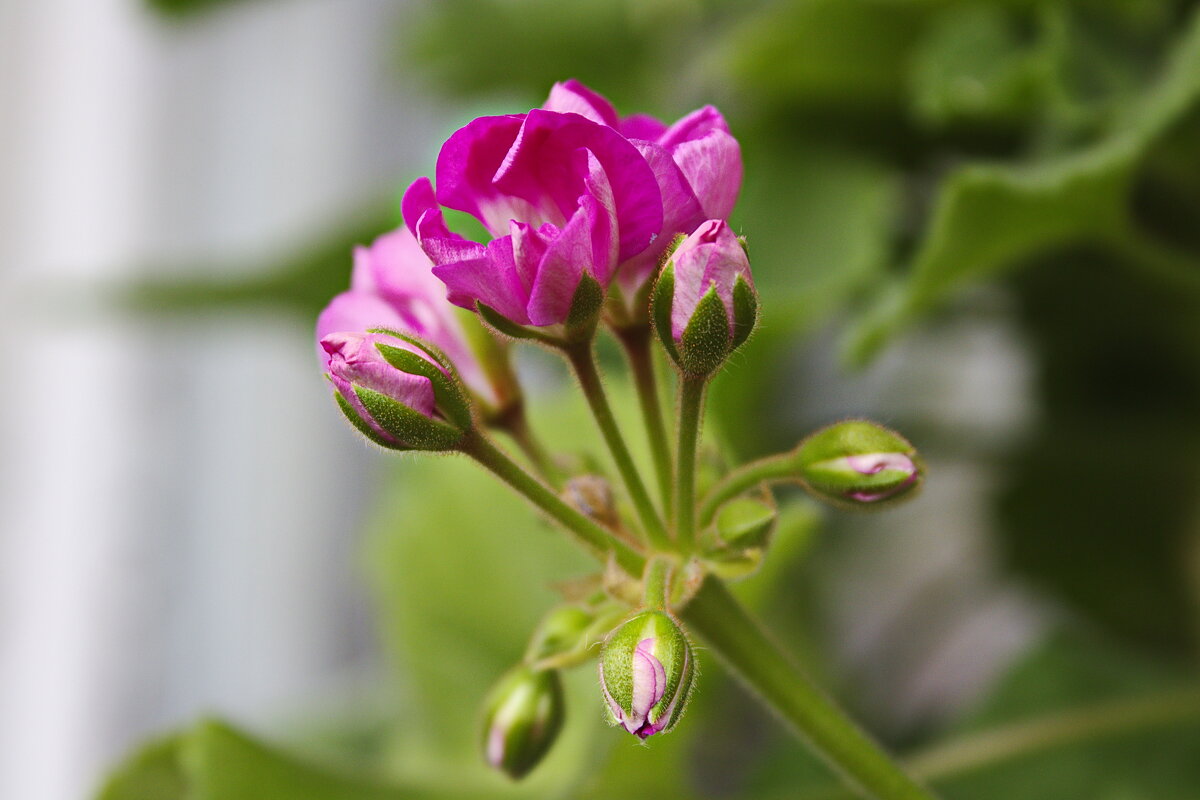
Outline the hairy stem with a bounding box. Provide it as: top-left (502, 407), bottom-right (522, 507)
top-left (682, 578), bottom-right (939, 800)
top-left (563, 343), bottom-right (670, 549)
top-left (675, 376), bottom-right (707, 552)
top-left (642, 556), bottom-right (672, 610)
top-left (461, 429), bottom-right (645, 576)
top-left (700, 451), bottom-right (797, 526)
top-left (617, 326), bottom-right (676, 524)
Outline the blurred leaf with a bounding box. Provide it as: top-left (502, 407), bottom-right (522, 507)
top-left (930, 631), bottom-right (1200, 799)
top-left (98, 720), bottom-right (449, 800)
top-left (846, 4), bottom-right (1200, 365)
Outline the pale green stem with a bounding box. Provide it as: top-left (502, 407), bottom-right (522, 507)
top-left (675, 376), bottom-right (707, 552)
top-left (460, 429), bottom-right (645, 576)
top-left (617, 326), bottom-right (675, 525)
top-left (682, 578), bottom-right (939, 800)
top-left (562, 343), bottom-right (671, 549)
top-left (700, 451), bottom-right (798, 526)
top-left (642, 556), bottom-right (671, 611)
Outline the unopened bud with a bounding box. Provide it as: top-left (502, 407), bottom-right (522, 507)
top-left (480, 666), bottom-right (565, 780)
top-left (599, 611), bottom-right (695, 740)
top-left (794, 420), bottom-right (922, 508)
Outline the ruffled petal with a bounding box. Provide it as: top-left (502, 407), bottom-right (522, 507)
top-left (542, 79), bottom-right (620, 127)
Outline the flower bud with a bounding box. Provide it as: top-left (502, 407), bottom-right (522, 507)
top-left (480, 666), bottom-right (565, 780)
top-left (794, 420), bottom-right (923, 508)
top-left (599, 611), bottom-right (695, 740)
top-left (526, 605), bottom-right (597, 668)
top-left (321, 331), bottom-right (470, 451)
top-left (652, 219), bottom-right (757, 377)
top-left (561, 475), bottom-right (619, 529)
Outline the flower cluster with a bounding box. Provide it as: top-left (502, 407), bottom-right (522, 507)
top-left (316, 81), bottom-right (923, 781)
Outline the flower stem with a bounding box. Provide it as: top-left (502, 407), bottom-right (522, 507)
top-left (675, 376), bottom-right (707, 552)
top-left (562, 343), bottom-right (671, 550)
top-left (616, 325), bottom-right (675, 524)
top-left (682, 577), bottom-right (939, 800)
top-left (460, 429), bottom-right (645, 576)
top-left (699, 451), bottom-right (797, 526)
top-left (643, 556), bottom-right (671, 611)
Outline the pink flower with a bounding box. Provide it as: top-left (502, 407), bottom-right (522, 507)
top-left (402, 105), bottom-right (664, 328)
top-left (316, 226), bottom-right (501, 407)
top-left (543, 80), bottom-right (743, 306)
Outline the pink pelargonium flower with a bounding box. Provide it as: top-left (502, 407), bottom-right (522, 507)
top-left (543, 80), bottom-right (743, 306)
top-left (402, 105), bottom-right (664, 328)
top-left (316, 225), bottom-right (500, 407)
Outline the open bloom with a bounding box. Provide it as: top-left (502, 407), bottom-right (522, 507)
top-left (403, 104), bottom-right (664, 329)
top-left (599, 610), bottom-right (694, 740)
top-left (316, 225), bottom-right (505, 408)
top-left (543, 80), bottom-right (743, 306)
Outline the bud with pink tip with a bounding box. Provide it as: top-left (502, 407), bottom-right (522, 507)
top-left (598, 610), bottom-right (695, 740)
top-left (794, 420), bottom-right (923, 508)
top-left (651, 220), bottom-right (757, 378)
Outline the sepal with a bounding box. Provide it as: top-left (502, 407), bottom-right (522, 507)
top-left (353, 386), bottom-right (464, 451)
top-left (678, 286), bottom-right (732, 377)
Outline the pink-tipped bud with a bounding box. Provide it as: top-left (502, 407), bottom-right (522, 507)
top-left (652, 220), bottom-right (757, 377)
top-left (598, 610), bottom-right (694, 740)
top-left (794, 420), bottom-right (923, 508)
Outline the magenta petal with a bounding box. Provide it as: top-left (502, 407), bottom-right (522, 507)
top-left (434, 114), bottom-right (529, 233)
top-left (432, 235), bottom-right (531, 325)
top-left (672, 129), bottom-right (742, 221)
top-left (543, 79), bottom-right (620, 128)
top-left (845, 453), bottom-right (916, 476)
top-left (495, 109), bottom-right (662, 264)
top-left (658, 105), bottom-right (730, 148)
top-left (317, 291), bottom-right (405, 350)
top-left (617, 141), bottom-right (705, 296)
top-left (525, 202), bottom-right (598, 326)
top-left (629, 638), bottom-right (667, 728)
top-left (621, 113), bottom-right (668, 142)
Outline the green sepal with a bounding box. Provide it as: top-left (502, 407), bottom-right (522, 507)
top-left (353, 386), bottom-right (463, 451)
top-left (564, 272), bottom-right (604, 337)
top-left (794, 419), bottom-right (916, 467)
top-left (374, 343), bottom-right (473, 430)
top-left (731, 274), bottom-right (758, 351)
top-left (476, 302), bottom-right (555, 344)
top-left (366, 327), bottom-right (453, 372)
top-left (714, 496), bottom-right (776, 550)
top-left (650, 261), bottom-right (680, 363)
top-left (703, 548), bottom-right (764, 581)
top-left (333, 390), bottom-right (407, 450)
top-left (678, 285), bottom-right (731, 377)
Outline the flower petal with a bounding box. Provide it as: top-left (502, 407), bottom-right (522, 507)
top-left (433, 115), bottom-right (536, 234)
top-left (542, 79), bottom-right (620, 127)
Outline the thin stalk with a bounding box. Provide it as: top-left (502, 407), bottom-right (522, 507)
top-left (675, 376), bottom-right (707, 552)
top-left (682, 577), bottom-right (939, 800)
top-left (460, 429), bottom-right (645, 576)
top-left (642, 556), bottom-right (671, 611)
top-left (616, 326), bottom-right (675, 523)
top-left (562, 342), bottom-right (670, 550)
top-left (700, 451), bottom-right (797, 526)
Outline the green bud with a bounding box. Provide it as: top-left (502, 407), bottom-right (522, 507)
top-left (480, 666), bottom-right (565, 780)
top-left (714, 497), bottom-right (777, 550)
top-left (527, 605), bottom-right (602, 669)
top-left (794, 420), bottom-right (923, 508)
top-left (599, 611), bottom-right (695, 740)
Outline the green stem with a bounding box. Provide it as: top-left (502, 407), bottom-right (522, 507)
top-left (461, 429), bottom-right (645, 576)
top-left (675, 376), bottom-right (707, 552)
top-left (700, 451), bottom-right (798, 526)
top-left (617, 326), bottom-right (676, 524)
top-left (562, 343), bottom-right (670, 549)
top-left (682, 578), bottom-right (939, 800)
top-left (643, 556), bottom-right (671, 610)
